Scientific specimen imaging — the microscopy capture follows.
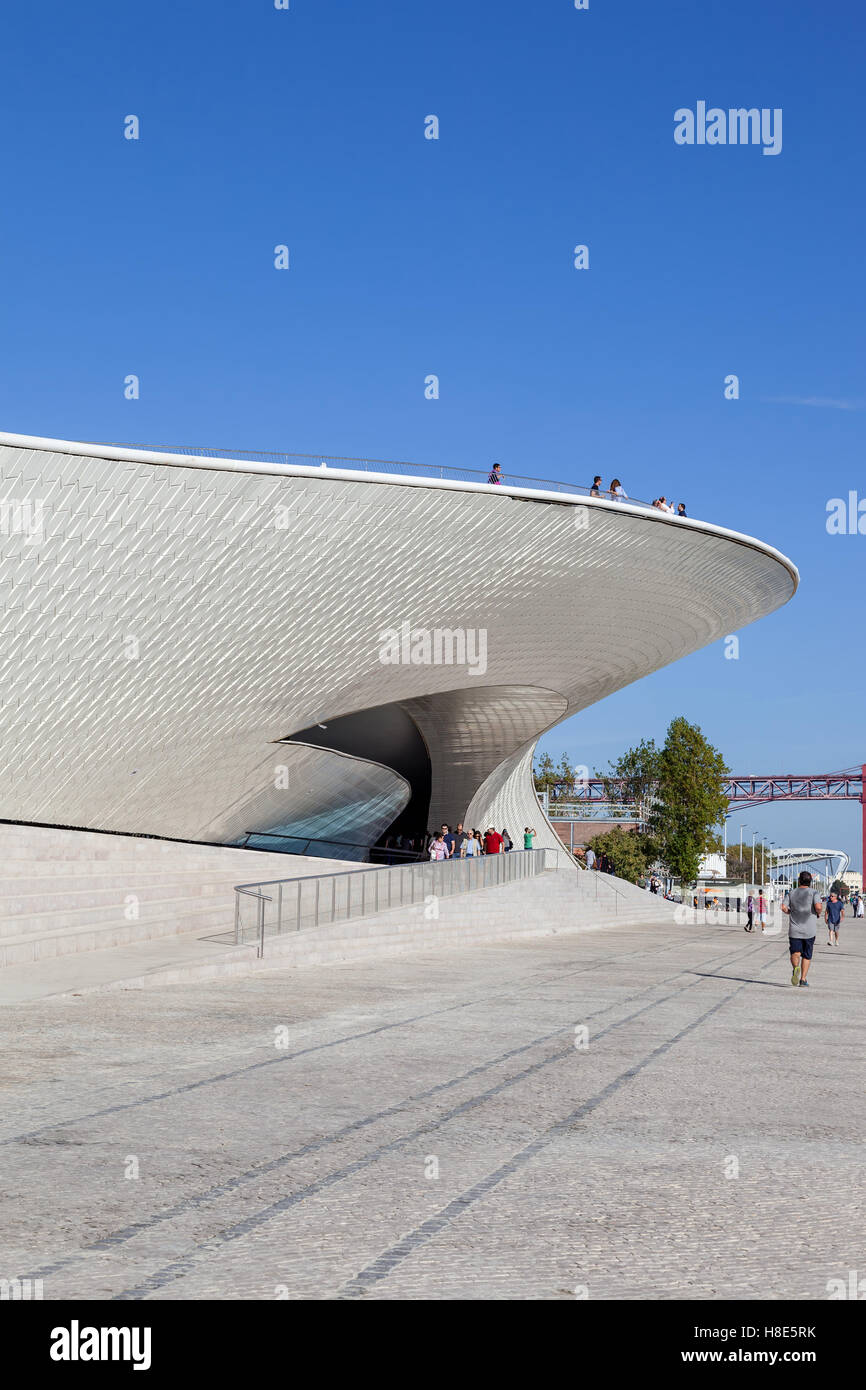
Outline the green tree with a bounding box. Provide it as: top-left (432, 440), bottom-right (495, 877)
top-left (584, 826), bottom-right (658, 882)
top-left (555, 752), bottom-right (576, 795)
top-left (725, 840), bottom-right (771, 884)
top-left (651, 717), bottom-right (730, 882)
top-left (533, 752), bottom-right (558, 799)
top-left (598, 737), bottom-right (660, 815)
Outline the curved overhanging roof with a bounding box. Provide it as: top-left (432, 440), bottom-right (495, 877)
top-left (0, 429), bottom-right (800, 590)
top-left (0, 429), bottom-right (800, 852)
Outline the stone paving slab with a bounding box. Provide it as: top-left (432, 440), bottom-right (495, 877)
top-left (0, 917), bottom-right (862, 1300)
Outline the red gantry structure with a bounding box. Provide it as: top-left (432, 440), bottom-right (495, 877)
top-left (547, 766), bottom-right (866, 871)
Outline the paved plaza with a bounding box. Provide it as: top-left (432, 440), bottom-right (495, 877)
top-left (1, 913), bottom-right (863, 1300)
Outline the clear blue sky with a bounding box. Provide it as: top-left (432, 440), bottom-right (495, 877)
top-left (1, 1), bottom-right (864, 862)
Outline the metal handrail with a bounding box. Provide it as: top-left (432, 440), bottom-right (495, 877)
top-left (234, 885), bottom-right (273, 959)
top-left (99, 442), bottom-right (667, 513)
top-left (578, 867), bottom-right (631, 915)
top-left (234, 847), bottom-right (560, 954)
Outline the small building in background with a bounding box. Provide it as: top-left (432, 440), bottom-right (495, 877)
top-left (697, 852), bottom-right (726, 880)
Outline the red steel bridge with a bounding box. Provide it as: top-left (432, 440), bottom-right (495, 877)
top-left (547, 766), bottom-right (866, 871)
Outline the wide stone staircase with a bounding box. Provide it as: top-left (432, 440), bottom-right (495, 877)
top-left (0, 825), bottom-right (342, 968)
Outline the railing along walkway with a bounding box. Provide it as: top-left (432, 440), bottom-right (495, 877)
top-left (235, 848), bottom-right (560, 957)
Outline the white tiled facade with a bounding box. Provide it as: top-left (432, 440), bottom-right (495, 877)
top-left (0, 432), bottom-right (798, 855)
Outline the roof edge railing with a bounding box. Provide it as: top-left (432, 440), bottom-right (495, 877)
top-left (96, 442), bottom-right (662, 511)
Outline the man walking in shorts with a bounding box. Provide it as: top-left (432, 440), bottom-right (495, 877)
top-left (824, 891), bottom-right (844, 946)
top-left (780, 870), bottom-right (823, 988)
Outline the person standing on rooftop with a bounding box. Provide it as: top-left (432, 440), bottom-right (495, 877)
top-left (609, 478), bottom-right (627, 501)
top-left (590, 476), bottom-right (602, 497)
top-left (487, 462), bottom-right (502, 484)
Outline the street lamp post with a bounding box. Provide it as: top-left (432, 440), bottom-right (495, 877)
top-left (739, 824), bottom-right (747, 871)
top-left (752, 831), bottom-right (757, 889)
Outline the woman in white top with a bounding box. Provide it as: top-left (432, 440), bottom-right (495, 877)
top-left (429, 835), bottom-right (447, 861)
top-left (609, 477), bottom-right (628, 501)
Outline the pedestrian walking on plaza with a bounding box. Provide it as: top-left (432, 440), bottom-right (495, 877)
top-left (757, 889), bottom-right (768, 933)
top-left (487, 462), bottom-right (502, 485)
top-left (745, 892), bottom-right (754, 932)
top-left (463, 830), bottom-right (480, 857)
top-left (523, 826), bottom-right (537, 850)
top-left (780, 870), bottom-right (823, 988)
top-left (585, 846), bottom-right (596, 870)
top-left (440, 824), bottom-right (457, 857)
top-left (825, 891), bottom-right (844, 946)
top-left (452, 822), bottom-right (468, 858)
top-left (501, 828), bottom-right (513, 851)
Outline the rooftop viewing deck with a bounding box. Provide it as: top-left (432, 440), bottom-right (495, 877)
top-left (95, 441), bottom-right (663, 510)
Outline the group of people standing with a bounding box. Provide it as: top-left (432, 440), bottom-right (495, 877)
top-left (487, 464), bottom-right (688, 517)
top-left (427, 823), bottom-right (537, 860)
top-left (589, 476), bottom-right (688, 517)
top-left (589, 476), bottom-right (628, 502)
